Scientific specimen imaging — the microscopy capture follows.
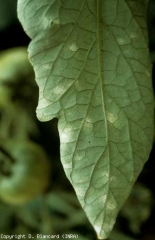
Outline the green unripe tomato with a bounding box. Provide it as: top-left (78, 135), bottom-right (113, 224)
top-left (0, 47), bottom-right (33, 83)
top-left (0, 140), bottom-right (51, 205)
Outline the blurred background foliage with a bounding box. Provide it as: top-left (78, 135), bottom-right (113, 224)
top-left (0, 0), bottom-right (154, 239)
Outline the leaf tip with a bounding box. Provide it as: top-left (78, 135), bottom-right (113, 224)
top-left (95, 225), bottom-right (107, 240)
top-left (97, 234), bottom-right (107, 240)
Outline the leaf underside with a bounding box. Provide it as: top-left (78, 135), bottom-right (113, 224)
top-left (18, 0), bottom-right (154, 238)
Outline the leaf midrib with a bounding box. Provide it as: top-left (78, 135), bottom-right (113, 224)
top-left (96, 0), bottom-right (110, 235)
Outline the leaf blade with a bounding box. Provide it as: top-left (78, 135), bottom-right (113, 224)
top-left (18, 0), bottom-right (154, 238)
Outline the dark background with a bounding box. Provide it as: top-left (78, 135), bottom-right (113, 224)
top-left (0, 1), bottom-right (155, 239)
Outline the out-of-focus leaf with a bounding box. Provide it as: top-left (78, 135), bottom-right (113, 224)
top-left (46, 192), bottom-right (77, 215)
top-left (110, 230), bottom-right (136, 240)
top-left (120, 183), bottom-right (153, 234)
top-left (0, 0), bottom-right (17, 30)
top-left (18, 0), bottom-right (154, 238)
top-left (0, 202), bottom-right (14, 233)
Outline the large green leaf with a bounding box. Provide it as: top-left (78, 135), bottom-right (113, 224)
top-left (18, 0), bottom-right (154, 238)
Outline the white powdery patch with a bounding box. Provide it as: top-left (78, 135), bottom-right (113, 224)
top-left (38, 97), bottom-right (51, 109)
top-left (106, 111), bottom-right (118, 123)
top-left (61, 130), bottom-right (73, 143)
top-left (117, 37), bottom-right (127, 45)
top-left (68, 43), bottom-right (79, 52)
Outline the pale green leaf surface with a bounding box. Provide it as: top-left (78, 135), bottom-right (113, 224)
top-left (18, 0), bottom-right (154, 238)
